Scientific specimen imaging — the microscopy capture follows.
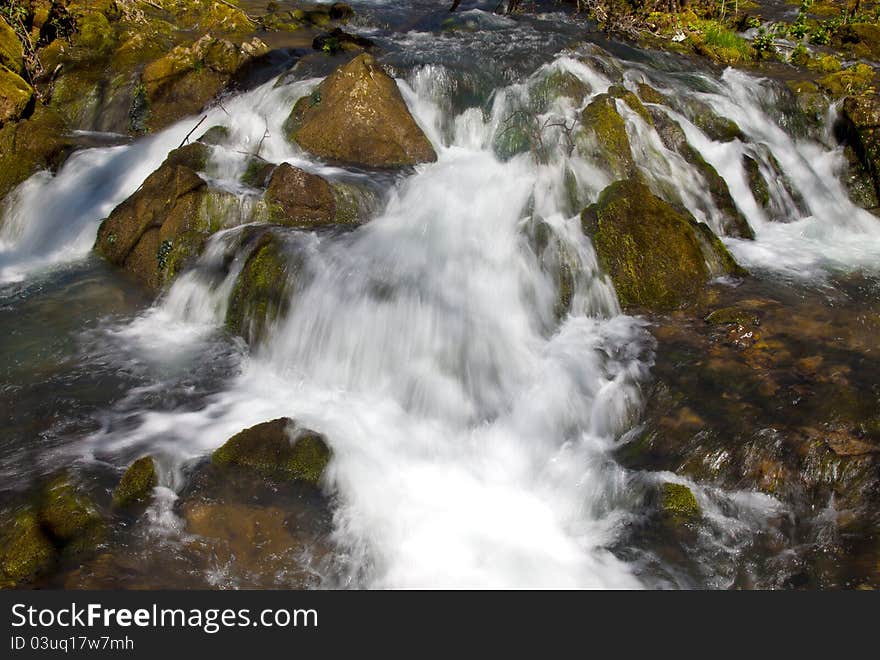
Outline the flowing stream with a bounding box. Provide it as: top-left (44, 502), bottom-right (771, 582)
top-left (1, 1), bottom-right (879, 588)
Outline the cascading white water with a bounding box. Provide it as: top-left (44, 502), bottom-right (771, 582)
top-left (5, 36), bottom-right (880, 587)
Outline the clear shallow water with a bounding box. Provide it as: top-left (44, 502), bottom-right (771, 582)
top-left (1, 1), bottom-right (879, 588)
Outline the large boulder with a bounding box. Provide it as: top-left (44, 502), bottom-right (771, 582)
top-left (284, 53), bottom-right (437, 168)
top-left (94, 142), bottom-right (241, 289)
top-left (212, 418), bottom-right (332, 486)
top-left (581, 177), bottom-right (744, 311)
top-left (140, 34), bottom-right (268, 131)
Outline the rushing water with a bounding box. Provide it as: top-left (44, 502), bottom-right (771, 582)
top-left (1, 1), bottom-right (879, 588)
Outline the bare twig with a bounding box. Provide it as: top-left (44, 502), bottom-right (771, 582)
top-left (178, 115), bottom-right (207, 148)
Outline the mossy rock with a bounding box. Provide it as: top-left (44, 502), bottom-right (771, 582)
top-left (0, 105), bottom-right (70, 202)
top-left (198, 124), bottom-right (230, 145)
top-left (39, 476), bottom-right (104, 544)
top-left (581, 177), bottom-right (743, 311)
top-left (140, 35), bottom-right (269, 131)
top-left (95, 142), bottom-right (245, 290)
top-left (240, 154), bottom-right (276, 187)
top-left (531, 68), bottom-right (591, 112)
top-left (225, 232), bottom-right (295, 343)
top-left (284, 53), bottom-right (437, 168)
top-left (0, 65), bottom-right (34, 127)
top-left (575, 93), bottom-right (635, 181)
top-left (112, 456), bottom-right (158, 508)
top-left (0, 16), bottom-right (24, 74)
top-left (493, 110), bottom-right (534, 162)
top-left (660, 482), bottom-right (701, 525)
top-left (743, 154), bottom-right (770, 208)
top-left (785, 80), bottom-right (829, 127)
top-left (212, 418), bottom-right (332, 485)
top-left (636, 82), bottom-right (668, 105)
top-left (839, 94), bottom-right (880, 207)
top-left (688, 101), bottom-right (745, 143)
top-left (73, 10), bottom-right (116, 54)
top-left (0, 509), bottom-right (56, 585)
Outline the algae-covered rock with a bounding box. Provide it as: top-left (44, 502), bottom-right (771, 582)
top-left (226, 232), bottom-right (295, 343)
top-left (576, 93), bottom-right (635, 181)
top-left (0, 509), bottom-right (56, 585)
top-left (581, 177), bottom-right (743, 311)
top-left (112, 456), bottom-right (158, 508)
top-left (212, 418), bottom-right (332, 485)
top-left (636, 82), bottom-right (668, 105)
top-left (608, 84), bottom-right (652, 124)
top-left (0, 65), bottom-right (34, 127)
top-left (95, 142), bottom-right (244, 289)
top-left (660, 482), bottom-right (701, 525)
top-left (284, 53), bottom-right (436, 168)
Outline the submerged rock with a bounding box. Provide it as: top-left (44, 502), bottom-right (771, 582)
top-left (212, 418), bottom-right (332, 486)
top-left (0, 475), bottom-right (105, 586)
top-left (0, 510), bottom-right (55, 586)
top-left (284, 53), bottom-right (437, 168)
top-left (94, 142), bottom-right (243, 289)
top-left (112, 456), bottom-right (158, 508)
top-left (580, 177), bottom-right (743, 311)
top-left (659, 482), bottom-right (701, 525)
top-left (576, 93), bottom-right (635, 181)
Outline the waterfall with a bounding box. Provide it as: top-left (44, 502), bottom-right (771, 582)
top-left (3, 27), bottom-right (880, 587)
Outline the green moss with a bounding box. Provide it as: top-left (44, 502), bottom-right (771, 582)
top-left (819, 64), bottom-right (876, 97)
top-left (660, 482), bottom-right (701, 524)
top-left (636, 83), bottom-right (668, 105)
top-left (576, 93), bottom-right (634, 181)
top-left (212, 418), bottom-right (332, 485)
top-left (112, 456), bottom-right (158, 508)
top-left (75, 11), bottom-right (116, 53)
top-left (0, 509), bottom-right (55, 583)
